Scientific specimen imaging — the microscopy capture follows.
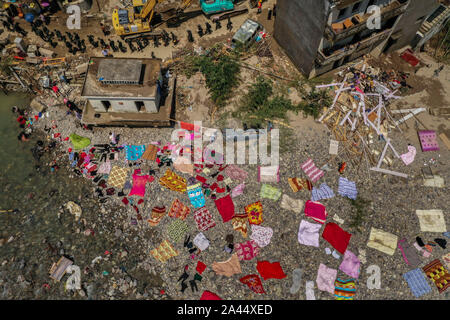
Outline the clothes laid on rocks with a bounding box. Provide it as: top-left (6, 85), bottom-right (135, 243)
top-left (334, 278), bottom-right (356, 300)
top-left (239, 274), bottom-right (265, 294)
top-left (167, 219), bottom-right (190, 243)
top-left (212, 253), bottom-right (242, 277)
top-left (301, 158), bottom-right (324, 183)
top-left (298, 220), bottom-right (322, 247)
top-left (337, 177), bottom-right (357, 200)
top-left (288, 178), bottom-right (312, 192)
top-left (442, 253), bottom-right (450, 269)
top-left (256, 261), bottom-right (286, 280)
top-left (290, 268), bottom-right (303, 294)
top-left (422, 259), bottom-right (450, 294)
top-left (173, 157), bottom-right (194, 175)
top-left (196, 261), bottom-right (207, 274)
top-left (168, 198), bottom-right (191, 220)
top-left (280, 195), bottom-right (304, 213)
top-left (258, 165), bottom-right (279, 183)
top-left (148, 206), bottom-right (166, 226)
top-left (245, 201), bottom-right (264, 225)
top-left (367, 227), bottom-right (398, 256)
top-left (187, 182), bottom-right (206, 208)
top-left (250, 225), bottom-right (273, 248)
top-left (224, 165), bottom-right (248, 182)
top-left (128, 169), bottom-right (154, 197)
top-left (141, 144), bottom-right (158, 161)
top-left (214, 194), bottom-right (235, 223)
top-left (413, 242), bottom-right (431, 258)
top-left (200, 291), bottom-right (222, 300)
top-left (125, 145), bottom-right (146, 161)
top-left (339, 250), bottom-right (360, 278)
top-left (304, 200), bottom-right (328, 224)
top-left (193, 232), bottom-right (210, 251)
top-left (322, 223), bottom-right (351, 255)
top-left (235, 240), bottom-right (260, 261)
top-left (305, 281), bottom-right (316, 300)
top-left (69, 133), bottom-right (91, 150)
top-left (311, 183), bottom-right (335, 202)
top-left (231, 183), bottom-right (245, 198)
top-left (159, 169), bottom-right (187, 193)
top-left (150, 240), bottom-right (178, 263)
top-left (232, 214), bottom-right (248, 238)
top-left (416, 210), bottom-right (447, 233)
top-left (98, 160), bottom-right (111, 174)
top-left (260, 184), bottom-right (282, 201)
top-left (193, 207), bottom-right (216, 231)
top-left (401, 145), bottom-right (417, 165)
top-left (316, 263), bottom-right (338, 294)
top-left (398, 238), bottom-right (421, 267)
top-left (403, 268), bottom-right (432, 298)
top-left (108, 166), bottom-right (130, 189)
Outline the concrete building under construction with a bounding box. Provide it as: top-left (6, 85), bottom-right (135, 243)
top-left (274, 0), bottom-right (446, 78)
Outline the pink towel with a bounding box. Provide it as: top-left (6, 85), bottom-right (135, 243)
top-left (400, 146), bottom-right (416, 165)
top-left (339, 250), bottom-right (360, 278)
top-left (231, 183), bottom-right (245, 198)
top-left (301, 159), bottom-right (324, 183)
top-left (316, 263), bottom-right (337, 294)
top-left (304, 200), bottom-right (328, 224)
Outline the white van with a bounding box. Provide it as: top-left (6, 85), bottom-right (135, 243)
top-left (231, 19), bottom-right (264, 48)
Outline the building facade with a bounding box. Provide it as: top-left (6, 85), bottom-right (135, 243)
top-left (80, 57), bottom-right (175, 127)
top-left (81, 57), bottom-right (163, 114)
top-left (274, 0), bottom-right (441, 78)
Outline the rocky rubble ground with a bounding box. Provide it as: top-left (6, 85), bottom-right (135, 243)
top-left (1, 101), bottom-right (449, 300)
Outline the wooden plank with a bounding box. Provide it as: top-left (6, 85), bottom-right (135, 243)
top-left (370, 167), bottom-right (408, 178)
top-left (439, 133), bottom-right (450, 150)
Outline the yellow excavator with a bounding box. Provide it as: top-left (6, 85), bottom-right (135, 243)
top-left (112, 0), bottom-right (201, 39)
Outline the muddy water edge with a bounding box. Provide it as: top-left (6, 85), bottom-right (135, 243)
top-left (0, 93), bottom-right (163, 300)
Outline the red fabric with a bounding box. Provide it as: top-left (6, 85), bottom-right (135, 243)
top-left (256, 261), bottom-right (287, 280)
top-left (17, 116), bottom-right (26, 125)
top-left (240, 274), bottom-right (265, 294)
top-left (216, 187), bottom-right (226, 193)
top-left (214, 194), bottom-right (235, 223)
top-left (196, 261), bottom-right (207, 274)
top-left (196, 175), bottom-right (207, 183)
top-left (180, 121), bottom-right (200, 132)
top-left (304, 200), bottom-right (327, 224)
top-left (121, 197), bottom-right (129, 205)
top-left (200, 290), bottom-right (222, 300)
top-left (400, 49), bottom-right (420, 67)
top-left (322, 222), bottom-right (352, 254)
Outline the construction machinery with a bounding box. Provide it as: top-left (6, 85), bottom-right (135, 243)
top-left (112, 0), bottom-right (164, 39)
top-left (200, 0), bottom-right (234, 16)
top-left (112, 0), bottom-right (249, 39)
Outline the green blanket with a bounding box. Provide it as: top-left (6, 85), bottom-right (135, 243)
top-left (69, 134), bottom-right (91, 150)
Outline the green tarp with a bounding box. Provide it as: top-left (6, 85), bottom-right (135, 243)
top-left (69, 134), bottom-right (91, 150)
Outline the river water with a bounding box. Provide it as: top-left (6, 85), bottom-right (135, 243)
top-left (0, 93), bottom-right (122, 299)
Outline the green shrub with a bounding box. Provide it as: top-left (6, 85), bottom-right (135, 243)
top-left (182, 49), bottom-right (241, 107)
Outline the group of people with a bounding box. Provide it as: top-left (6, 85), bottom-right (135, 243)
top-left (12, 106), bottom-right (31, 142)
